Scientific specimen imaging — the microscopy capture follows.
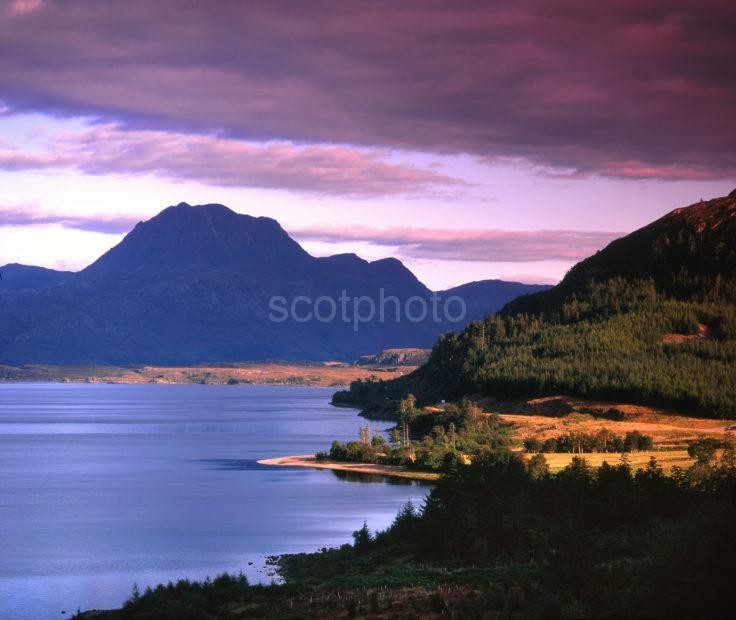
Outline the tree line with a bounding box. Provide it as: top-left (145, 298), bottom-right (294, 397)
top-left (318, 398), bottom-right (514, 472)
top-left (523, 429), bottom-right (654, 453)
top-left (336, 277), bottom-right (736, 419)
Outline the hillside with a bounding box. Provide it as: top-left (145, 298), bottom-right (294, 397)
top-left (334, 193), bottom-right (736, 418)
top-left (505, 193), bottom-right (736, 315)
top-left (0, 264), bottom-right (73, 291)
top-left (0, 203), bottom-right (545, 364)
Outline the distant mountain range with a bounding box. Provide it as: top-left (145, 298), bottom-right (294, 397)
top-left (0, 203), bottom-right (548, 364)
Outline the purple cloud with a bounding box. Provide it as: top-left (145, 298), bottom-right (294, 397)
top-left (0, 203), bottom-right (139, 234)
top-left (0, 1), bottom-right (734, 181)
top-left (0, 202), bottom-right (622, 264)
top-left (291, 225), bottom-right (623, 262)
top-left (0, 125), bottom-right (461, 196)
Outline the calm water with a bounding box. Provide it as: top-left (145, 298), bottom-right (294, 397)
top-left (0, 384), bottom-right (429, 619)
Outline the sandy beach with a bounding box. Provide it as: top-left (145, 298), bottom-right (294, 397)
top-left (257, 455), bottom-right (440, 482)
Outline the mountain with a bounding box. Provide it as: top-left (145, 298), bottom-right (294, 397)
top-left (334, 193), bottom-right (736, 418)
top-left (440, 279), bottom-right (550, 321)
top-left (0, 202), bottom-right (546, 365)
top-left (82, 203), bottom-right (313, 277)
top-left (0, 264), bottom-right (73, 291)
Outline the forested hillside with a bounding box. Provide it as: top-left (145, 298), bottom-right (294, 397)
top-left (334, 194), bottom-right (736, 418)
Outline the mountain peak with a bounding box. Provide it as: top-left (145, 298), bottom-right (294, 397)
top-left (82, 202), bottom-right (311, 277)
top-left (369, 257), bottom-right (428, 292)
top-left (563, 193), bottom-right (736, 287)
top-left (1, 199), bottom-right (553, 364)
top-left (666, 193), bottom-right (736, 230)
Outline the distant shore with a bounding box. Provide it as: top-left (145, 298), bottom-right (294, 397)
top-left (257, 454), bottom-right (440, 482)
top-left (0, 362), bottom-right (416, 387)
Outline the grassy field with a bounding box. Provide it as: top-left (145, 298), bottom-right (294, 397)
top-left (473, 394), bottom-right (732, 472)
top-left (482, 394), bottom-right (734, 448)
top-left (531, 450), bottom-right (694, 472)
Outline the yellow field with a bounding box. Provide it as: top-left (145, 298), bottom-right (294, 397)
top-left (480, 394), bottom-right (733, 449)
top-left (532, 450), bottom-right (694, 473)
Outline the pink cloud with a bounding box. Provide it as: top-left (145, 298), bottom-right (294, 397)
top-left (6, 0), bottom-right (43, 17)
top-left (291, 225), bottom-right (622, 263)
top-left (0, 202), bottom-right (623, 265)
top-left (0, 202), bottom-right (139, 234)
top-left (599, 161), bottom-right (732, 181)
top-left (0, 1), bottom-right (733, 180)
top-left (0, 125), bottom-right (462, 196)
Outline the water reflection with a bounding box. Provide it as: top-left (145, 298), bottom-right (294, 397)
top-left (329, 468), bottom-right (431, 486)
top-left (0, 383), bottom-right (429, 620)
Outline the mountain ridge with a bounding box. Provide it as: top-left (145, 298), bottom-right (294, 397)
top-left (0, 202), bottom-right (548, 364)
top-left (503, 194), bottom-right (736, 316)
top-left (0, 264), bottom-right (74, 291)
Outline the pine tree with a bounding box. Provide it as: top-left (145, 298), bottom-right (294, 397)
top-left (448, 422), bottom-right (457, 451)
top-left (398, 394), bottom-right (417, 447)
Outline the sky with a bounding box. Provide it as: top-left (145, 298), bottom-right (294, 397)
top-left (0, 0), bottom-right (733, 289)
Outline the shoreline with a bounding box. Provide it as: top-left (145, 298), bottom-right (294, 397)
top-left (0, 362), bottom-right (417, 388)
top-left (257, 454), bottom-right (440, 482)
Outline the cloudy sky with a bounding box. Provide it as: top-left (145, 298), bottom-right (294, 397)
top-left (0, 0), bottom-right (733, 288)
